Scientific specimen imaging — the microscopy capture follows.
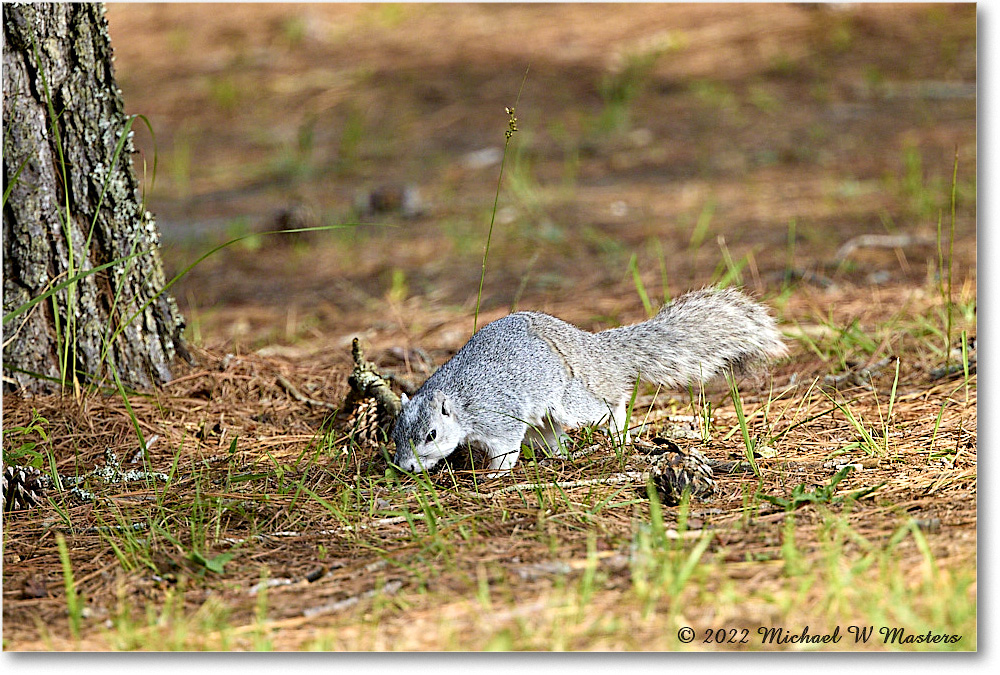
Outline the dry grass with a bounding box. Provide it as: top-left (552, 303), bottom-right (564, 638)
top-left (2, 285), bottom-right (977, 650)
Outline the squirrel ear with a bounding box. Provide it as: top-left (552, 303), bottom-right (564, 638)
top-left (400, 392), bottom-right (409, 406)
top-left (430, 390), bottom-right (453, 417)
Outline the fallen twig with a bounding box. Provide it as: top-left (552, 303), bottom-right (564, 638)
top-left (219, 514), bottom-right (421, 547)
top-left (834, 234), bottom-right (933, 263)
top-left (303, 580), bottom-right (403, 618)
top-left (461, 471), bottom-right (648, 500)
top-left (277, 374), bottom-right (338, 411)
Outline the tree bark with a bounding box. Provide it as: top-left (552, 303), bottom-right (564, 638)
top-left (3, 3), bottom-right (185, 393)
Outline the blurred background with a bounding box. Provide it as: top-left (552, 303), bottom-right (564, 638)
top-left (104, 2), bottom-right (976, 358)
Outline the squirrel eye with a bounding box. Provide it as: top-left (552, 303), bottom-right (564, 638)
top-left (426, 429), bottom-right (437, 443)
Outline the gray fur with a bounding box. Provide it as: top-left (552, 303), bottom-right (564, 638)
top-left (391, 287), bottom-right (787, 474)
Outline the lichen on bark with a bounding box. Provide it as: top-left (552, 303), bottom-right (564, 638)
top-left (3, 2), bottom-right (186, 393)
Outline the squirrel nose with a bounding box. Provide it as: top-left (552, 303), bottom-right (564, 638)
top-left (391, 452), bottom-right (415, 473)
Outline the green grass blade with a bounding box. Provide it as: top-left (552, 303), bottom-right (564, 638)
top-left (3, 248), bottom-right (152, 325)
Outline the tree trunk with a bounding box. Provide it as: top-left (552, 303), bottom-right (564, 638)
top-left (3, 3), bottom-right (186, 394)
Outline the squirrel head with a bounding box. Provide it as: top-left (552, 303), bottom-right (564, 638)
top-left (391, 389), bottom-right (464, 472)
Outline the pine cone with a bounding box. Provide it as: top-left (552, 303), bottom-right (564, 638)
top-left (2, 465), bottom-right (51, 513)
top-left (647, 440), bottom-right (716, 506)
top-left (346, 397), bottom-right (383, 449)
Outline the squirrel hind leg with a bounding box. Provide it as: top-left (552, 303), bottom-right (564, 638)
top-left (524, 416), bottom-right (567, 457)
top-left (482, 426), bottom-right (528, 476)
top-left (484, 443), bottom-right (522, 477)
top-left (607, 400), bottom-right (632, 446)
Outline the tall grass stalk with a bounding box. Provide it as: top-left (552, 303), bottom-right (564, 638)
top-left (30, 33), bottom-right (78, 393)
top-left (727, 372), bottom-right (759, 477)
top-left (474, 67), bottom-right (529, 333)
top-left (937, 148), bottom-right (959, 371)
top-left (880, 357), bottom-right (901, 443)
top-left (946, 149), bottom-right (958, 367)
top-left (108, 357), bottom-right (148, 458)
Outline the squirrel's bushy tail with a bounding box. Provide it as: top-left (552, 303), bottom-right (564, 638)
top-left (598, 287), bottom-right (787, 389)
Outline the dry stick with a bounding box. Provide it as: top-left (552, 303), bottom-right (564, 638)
top-left (162, 369), bottom-right (214, 388)
top-left (302, 581), bottom-right (404, 619)
top-left (567, 443), bottom-right (603, 461)
top-left (833, 233), bottom-right (934, 263)
top-left (276, 374), bottom-right (338, 411)
top-left (236, 580), bottom-right (406, 629)
top-left (461, 471), bottom-right (649, 500)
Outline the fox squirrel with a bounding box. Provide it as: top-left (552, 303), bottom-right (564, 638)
top-left (392, 287), bottom-right (786, 474)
